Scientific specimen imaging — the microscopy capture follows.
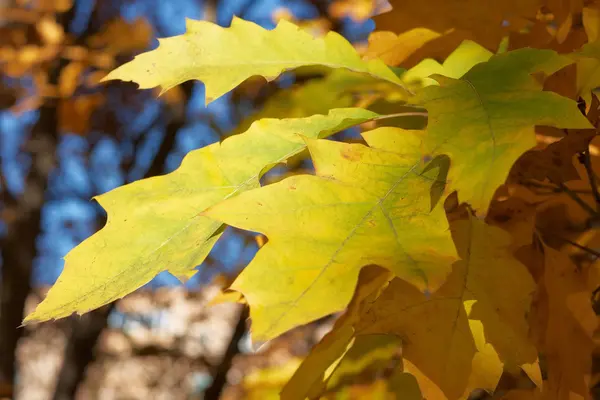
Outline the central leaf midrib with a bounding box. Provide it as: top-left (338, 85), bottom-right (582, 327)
top-left (266, 160), bottom-right (423, 335)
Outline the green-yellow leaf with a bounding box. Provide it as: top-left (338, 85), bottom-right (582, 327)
top-left (204, 128), bottom-right (458, 342)
top-left (230, 69), bottom-right (399, 135)
top-left (102, 17), bottom-right (406, 104)
top-left (402, 40), bottom-right (493, 87)
top-left (412, 48), bottom-right (592, 213)
top-left (24, 108), bottom-right (378, 324)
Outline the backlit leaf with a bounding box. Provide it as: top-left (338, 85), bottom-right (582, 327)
top-left (102, 17), bottom-right (406, 104)
top-left (24, 108), bottom-right (378, 323)
top-left (205, 128), bottom-right (458, 341)
top-left (412, 48), bottom-right (592, 213)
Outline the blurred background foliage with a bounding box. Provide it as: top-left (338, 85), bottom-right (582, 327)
top-left (0, 0), bottom-right (388, 398)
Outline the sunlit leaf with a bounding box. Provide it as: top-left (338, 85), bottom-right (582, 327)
top-left (412, 48), bottom-right (592, 213)
top-left (102, 17), bottom-right (406, 104)
top-left (205, 128), bottom-right (458, 341)
top-left (24, 108), bottom-right (379, 323)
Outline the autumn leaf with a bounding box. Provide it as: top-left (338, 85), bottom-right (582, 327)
top-left (357, 216), bottom-right (534, 399)
top-left (329, 0), bottom-right (378, 22)
top-left (365, 29), bottom-right (444, 68)
top-left (87, 17), bottom-right (152, 55)
top-left (23, 108), bottom-right (378, 323)
top-left (511, 93), bottom-right (599, 185)
top-left (373, 0), bottom-right (539, 51)
top-left (530, 247), bottom-right (598, 398)
top-left (205, 128), bottom-right (458, 341)
top-left (101, 17), bottom-right (406, 104)
top-left (412, 48), bottom-right (592, 213)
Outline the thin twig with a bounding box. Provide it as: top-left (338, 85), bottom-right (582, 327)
top-left (550, 178), bottom-right (598, 216)
top-left (204, 306), bottom-right (249, 400)
top-left (553, 235), bottom-right (600, 259)
top-left (581, 148), bottom-right (600, 209)
top-left (524, 179), bottom-right (594, 194)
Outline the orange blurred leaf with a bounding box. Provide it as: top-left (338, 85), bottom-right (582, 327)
top-left (87, 17), bottom-right (152, 55)
top-left (58, 61), bottom-right (85, 98)
top-left (58, 94), bottom-right (105, 135)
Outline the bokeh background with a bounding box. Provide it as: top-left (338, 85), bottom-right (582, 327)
top-left (0, 0), bottom-right (384, 398)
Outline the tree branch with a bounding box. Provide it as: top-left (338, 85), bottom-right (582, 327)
top-left (204, 306), bottom-right (249, 400)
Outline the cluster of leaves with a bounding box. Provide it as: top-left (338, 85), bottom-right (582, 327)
top-left (24, 0), bottom-right (600, 398)
top-left (0, 0), bottom-right (153, 132)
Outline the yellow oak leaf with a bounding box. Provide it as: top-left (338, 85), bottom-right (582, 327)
top-left (356, 216), bottom-right (535, 399)
top-left (102, 17), bottom-right (406, 104)
top-left (23, 108), bottom-right (378, 324)
top-left (204, 128), bottom-right (458, 341)
top-left (412, 48), bottom-right (592, 213)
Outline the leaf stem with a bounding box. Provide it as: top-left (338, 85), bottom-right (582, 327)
top-left (552, 234), bottom-right (600, 259)
top-left (550, 178), bottom-right (598, 216)
top-left (374, 111), bottom-right (428, 121)
top-left (524, 180), bottom-right (593, 194)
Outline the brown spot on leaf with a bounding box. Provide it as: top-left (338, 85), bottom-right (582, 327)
top-left (341, 146), bottom-right (362, 162)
